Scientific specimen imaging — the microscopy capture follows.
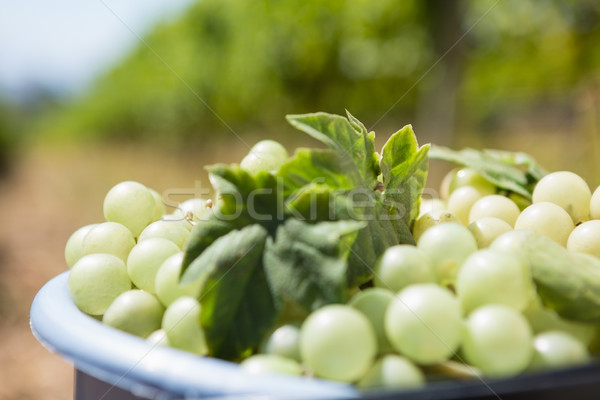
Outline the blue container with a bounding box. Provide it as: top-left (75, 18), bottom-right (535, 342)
top-left (31, 272), bottom-right (600, 400)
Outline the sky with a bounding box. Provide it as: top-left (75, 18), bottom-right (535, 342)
top-left (0, 0), bottom-right (196, 100)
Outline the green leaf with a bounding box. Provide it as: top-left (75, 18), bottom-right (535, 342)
top-left (264, 219), bottom-right (364, 314)
top-left (276, 148), bottom-right (355, 197)
top-left (206, 163), bottom-right (282, 233)
top-left (286, 112), bottom-right (380, 189)
top-left (380, 124), bottom-right (430, 228)
top-left (508, 231), bottom-right (600, 323)
top-left (182, 224), bottom-right (275, 360)
top-left (181, 217), bottom-right (243, 276)
top-left (345, 191), bottom-right (415, 286)
top-left (429, 145), bottom-right (548, 200)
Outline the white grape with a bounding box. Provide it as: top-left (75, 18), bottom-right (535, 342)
top-left (240, 354), bottom-right (303, 376)
top-left (566, 220), bottom-right (600, 258)
top-left (250, 139), bottom-right (289, 161)
top-left (240, 140), bottom-right (289, 175)
top-left (300, 305), bottom-right (377, 382)
top-left (412, 210), bottom-right (461, 243)
top-left (447, 186), bottom-right (484, 225)
top-left (357, 354), bottom-right (425, 390)
top-left (103, 181), bottom-right (157, 238)
top-left (146, 329), bottom-right (169, 346)
top-left (68, 253), bottom-right (132, 315)
top-left (161, 296), bottom-right (208, 355)
top-left (448, 168), bottom-right (496, 197)
top-left (418, 197), bottom-right (446, 217)
top-left (417, 222), bottom-right (478, 285)
top-left (64, 223), bottom-right (98, 268)
top-left (178, 198), bottom-right (210, 222)
top-left (529, 331), bottom-right (590, 371)
top-left (138, 220), bottom-right (191, 250)
top-left (456, 249), bottom-right (534, 314)
top-left (155, 252), bottom-right (204, 307)
top-left (261, 324), bottom-right (302, 362)
top-left (532, 171), bottom-right (591, 224)
top-left (469, 195), bottom-right (520, 227)
top-left (385, 284), bottom-right (463, 365)
top-left (462, 305), bottom-right (533, 377)
top-left (126, 238), bottom-right (181, 294)
top-left (591, 185), bottom-right (600, 219)
top-left (148, 188), bottom-right (166, 221)
top-left (348, 288), bottom-right (396, 354)
top-left (102, 290), bottom-right (164, 338)
top-left (81, 221), bottom-right (136, 263)
top-left (514, 202), bottom-right (575, 246)
top-left (373, 245), bottom-right (434, 292)
top-left (468, 217), bottom-right (513, 249)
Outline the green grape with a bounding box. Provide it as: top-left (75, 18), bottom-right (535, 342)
top-left (240, 354), bottom-right (303, 376)
top-left (103, 290), bottom-right (164, 338)
top-left (300, 305), bottom-right (377, 382)
top-left (439, 167), bottom-right (459, 200)
top-left (529, 331), bottom-right (590, 371)
top-left (126, 238), bottom-right (181, 294)
top-left (412, 210), bottom-right (461, 243)
top-left (373, 245), bottom-right (434, 293)
top-left (448, 168), bottom-right (496, 197)
top-left (468, 217), bottom-right (513, 249)
top-left (146, 329), bottom-right (169, 346)
top-left (64, 223), bottom-right (98, 268)
top-left (103, 181), bottom-right (157, 238)
top-left (567, 220), bottom-right (600, 258)
top-left (178, 198), bottom-right (210, 222)
top-left (250, 139), bottom-right (289, 161)
top-left (462, 305), bottom-right (533, 377)
top-left (514, 202), bottom-right (575, 246)
top-left (469, 195), bottom-right (520, 227)
top-left (385, 284), bottom-right (463, 365)
top-left (416, 222), bottom-right (478, 285)
top-left (456, 249), bottom-right (534, 314)
top-left (68, 253), bottom-right (132, 315)
top-left (155, 252), bottom-right (204, 307)
top-left (138, 220), bottom-right (191, 250)
top-left (81, 222), bottom-right (136, 263)
top-left (240, 140), bottom-right (289, 175)
top-left (161, 297), bottom-right (208, 355)
top-left (162, 213), bottom-right (194, 231)
top-left (418, 198), bottom-right (446, 217)
top-left (348, 288), bottom-right (396, 354)
top-left (358, 354), bottom-right (425, 390)
top-left (148, 188), bottom-right (166, 221)
top-left (489, 229), bottom-right (536, 254)
top-left (261, 324), bottom-right (302, 362)
top-left (591, 185), bottom-right (600, 219)
top-left (523, 301), bottom-right (596, 347)
top-left (532, 171), bottom-right (591, 224)
top-left (447, 186), bottom-right (484, 226)
top-left (240, 152), bottom-right (283, 175)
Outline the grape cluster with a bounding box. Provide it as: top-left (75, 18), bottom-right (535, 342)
top-left (64, 151), bottom-right (599, 392)
top-left (66, 180), bottom-right (211, 354)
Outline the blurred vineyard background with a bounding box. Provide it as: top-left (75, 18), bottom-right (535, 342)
top-left (1, 0), bottom-right (600, 398)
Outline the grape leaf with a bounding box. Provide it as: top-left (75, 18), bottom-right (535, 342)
top-left (285, 111), bottom-right (380, 190)
top-left (508, 231), bottom-right (600, 323)
top-left (380, 124), bottom-right (430, 228)
top-left (183, 224), bottom-right (275, 360)
top-left (429, 145), bottom-right (548, 199)
top-left (263, 219), bottom-right (364, 315)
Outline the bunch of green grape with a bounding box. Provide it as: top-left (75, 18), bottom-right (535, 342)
top-left (64, 140), bottom-right (600, 393)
